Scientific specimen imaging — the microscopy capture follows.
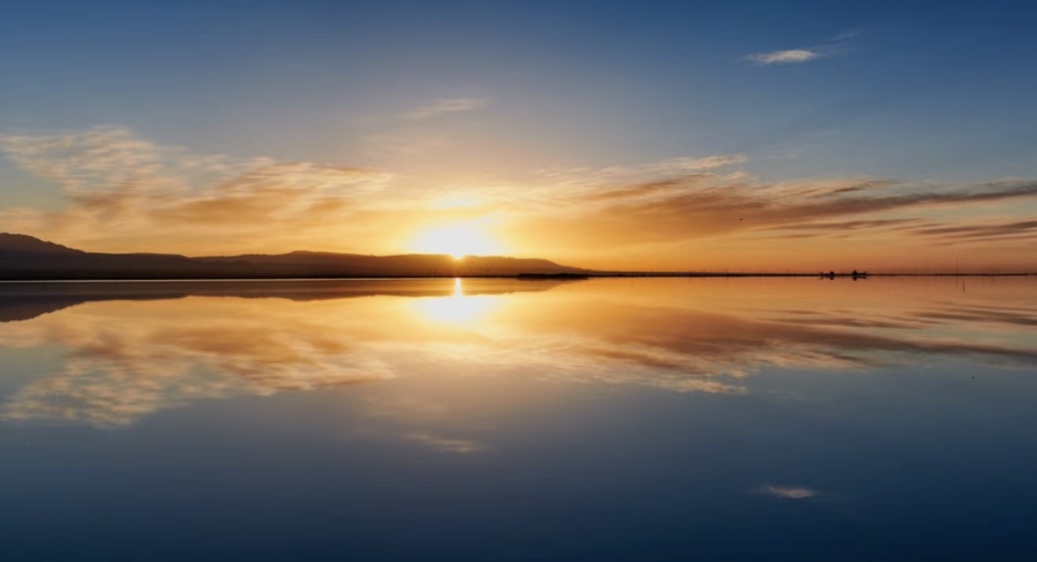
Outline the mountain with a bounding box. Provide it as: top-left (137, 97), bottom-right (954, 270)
top-left (0, 233), bottom-right (586, 280)
top-left (0, 233), bottom-right (83, 254)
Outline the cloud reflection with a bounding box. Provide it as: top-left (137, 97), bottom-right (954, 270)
top-left (407, 432), bottom-right (488, 454)
top-left (0, 300), bottom-right (392, 427)
top-left (0, 278), bottom-right (1035, 427)
top-left (756, 485), bottom-right (818, 500)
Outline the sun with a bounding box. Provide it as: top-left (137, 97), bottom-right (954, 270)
top-left (410, 221), bottom-right (503, 259)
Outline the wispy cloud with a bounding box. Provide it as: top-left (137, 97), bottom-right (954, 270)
top-left (504, 167), bottom-right (1037, 253)
top-left (2, 125), bottom-right (1036, 268)
top-left (744, 30), bottom-right (860, 66)
top-left (409, 97), bottom-right (488, 119)
top-left (763, 218), bottom-right (921, 240)
top-left (536, 153), bottom-right (747, 190)
top-left (746, 49), bottom-right (822, 65)
top-left (910, 218), bottom-right (1037, 243)
top-left (1, 125), bottom-right (192, 193)
top-left (0, 126), bottom-right (399, 254)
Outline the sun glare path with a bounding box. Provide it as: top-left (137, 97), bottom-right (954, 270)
top-left (413, 278), bottom-right (498, 325)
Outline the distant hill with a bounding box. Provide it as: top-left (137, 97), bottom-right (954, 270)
top-left (0, 233), bottom-right (586, 280)
top-left (0, 233), bottom-right (84, 254)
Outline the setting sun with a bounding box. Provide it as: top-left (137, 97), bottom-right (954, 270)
top-left (409, 221), bottom-right (503, 259)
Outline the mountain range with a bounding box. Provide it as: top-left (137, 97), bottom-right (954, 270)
top-left (0, 233), bottom-right (585, 280)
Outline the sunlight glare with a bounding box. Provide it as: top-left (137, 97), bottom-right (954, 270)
top-left (413, 278), bottom-right (498, 325)
top-left (410, 221), bottom-right (502, 259)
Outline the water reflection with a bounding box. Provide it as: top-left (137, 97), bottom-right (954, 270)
top-left (0, 277), bottom-right (1035, 427)
top-left (412, 278), bottom-right (500, 324)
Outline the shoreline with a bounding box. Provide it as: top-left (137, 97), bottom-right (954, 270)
top-left (0, 272), bottom-right (1034, 283)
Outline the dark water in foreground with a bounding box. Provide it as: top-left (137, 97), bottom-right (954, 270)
top-left (1, 277), bottom-right (1035, 561)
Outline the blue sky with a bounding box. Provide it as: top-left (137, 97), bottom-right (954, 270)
top-left (1, 0), bottom-right (1036, 269)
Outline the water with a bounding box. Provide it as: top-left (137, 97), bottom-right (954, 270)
top-left (1, 277), bottom-right (1035, 561)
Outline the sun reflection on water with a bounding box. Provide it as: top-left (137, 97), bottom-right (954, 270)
top-left (412, 278), bottom-right (499, 325)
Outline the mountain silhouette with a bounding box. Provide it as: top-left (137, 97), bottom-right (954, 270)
top-left (0, 233), bottom-right (84, 254)
top-left (0, 233), bottom-right (585, 280)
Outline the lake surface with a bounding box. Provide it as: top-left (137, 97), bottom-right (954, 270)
top-left (1, 277), bottom-right (1035, 561)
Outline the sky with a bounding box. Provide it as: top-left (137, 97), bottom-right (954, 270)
top-left (1, 0), bottom-right (1036, 272)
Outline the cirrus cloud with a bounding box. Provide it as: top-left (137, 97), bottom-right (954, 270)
top-left (746, 49), bottom-right (822, 64)
top-left (744, 30), bottom-right (860, 66)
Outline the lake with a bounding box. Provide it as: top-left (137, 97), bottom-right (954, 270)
top-left (1, 277), bottom-right (1035, 561)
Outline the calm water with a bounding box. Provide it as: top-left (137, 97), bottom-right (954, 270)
top-left (1, 277), bottom-right (1036, 561)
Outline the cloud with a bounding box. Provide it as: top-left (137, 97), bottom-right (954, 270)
top-left (148, 161), bottom-right (391, 225)
top-left (537, 154), bottom-right (746, 189)
top-left (756, 485), bottom-right (818, 500)
top-left (746, 49), bottom-right (822, 65)
top-left (0, 126), bottom-right (399, 254)
top-left (409, 97), bottom-right (488, 119)
top-left (744, 30), bottom-right (861, 66)
top-left (909, 218), bottom-right (1037, 243)
top-left (503, 167), bottom-right (1037, 253)
top-left (0, 129), bottom-right (754, 256)
top-left (761, 218), bottom-right (926, 241)
top-left (2, 125), bottom-right (1036, 268)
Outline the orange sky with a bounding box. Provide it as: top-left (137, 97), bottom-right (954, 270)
top-left (1, 126), bottom-right (1036, 272)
